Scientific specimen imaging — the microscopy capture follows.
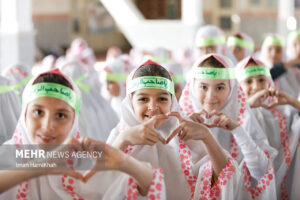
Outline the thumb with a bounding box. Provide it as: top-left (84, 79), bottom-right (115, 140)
top-left (145, 114), bottom-right (168, 128)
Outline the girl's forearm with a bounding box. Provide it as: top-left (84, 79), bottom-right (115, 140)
top-left (120, 156), bottom-right (153, 196)
top-left (202, 131), bottom-right (228, 176)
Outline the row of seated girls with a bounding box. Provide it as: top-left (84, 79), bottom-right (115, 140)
top-left (0, 24), bottom-right (300, 200)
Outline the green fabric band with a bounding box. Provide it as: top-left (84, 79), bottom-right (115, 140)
top-left (172, 75), bottom-right (185, 83)
top-left (196, 36), bottom-right (226, 47)
top-left (23, 82), bottom-right (81, 114)
top-left (236, 66), bottom-right (271, 81)
top-left (263, 36), bottom-right (284, 47)
top-left (102, 71), bottom-right (128, 82)
top-left (72, 74), bottom-right (91, 93)
top-left (0, 75), bottom-right (32, 94)
top-left (227, 36), bottom-right (254, 51)
top-left (288, 31), bottom-right (300, 41)
top-left (193, 67), bottom-right (236, 80)
top-left (127, 76), bottom-right (175, 96)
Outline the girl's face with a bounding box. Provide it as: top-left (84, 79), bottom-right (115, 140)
top-left (240, 75), bottom-right (268, 98)
top-left (193, 78), bottom-right (231, 112)
top-left (106, 81), bottom-right (120, 97)
top-left (25, 97), bottom-right (75, 145)
top-left (292, 38), bottom-right (300, 58)
top-left (197, 45), bottom-right (217, 57)
top-left (131, 88), bottom-right (172, 123)
top-left (229, 45), bottom-right (245, 62)
top-left (266, 45), bottom-right (282, 65)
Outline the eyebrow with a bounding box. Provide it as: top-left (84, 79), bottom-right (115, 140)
top-left (136, 92), bottom-right (170, 96)
top-left (32, 104), bottom-right (72, 112)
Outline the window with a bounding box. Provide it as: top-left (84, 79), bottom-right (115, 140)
top-left (251, 0), bottom-right (260, 5)
top-left (220, 16), bottom-right (232, 30)
top-left (220, 0), bottom-right (231, 8)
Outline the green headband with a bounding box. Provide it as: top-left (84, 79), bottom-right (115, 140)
top-left (236, 66), bottom-right (271, 81)
top-left (102, 71), bottom-right (128, 82)
top-left (227, 36), bottom-right (254, 51)
top-left (23, 82), bottom-right (81, 114)
top-left (0, 75), bottom-right (32, 94)
top-left (196, 36), bottom-right (226, 47)
top-left (172, 75), bottom-right (185, 83)
top-left (72, 73), bottom-right (91, 93)
top-left (263, 36), bottom-right (284, 47)
top-left (288, 31), bottom-right (300, 41)
top-left (193, 67), bottom-right (236, 80)
top-left (127, 76), bottom-right (175, 96)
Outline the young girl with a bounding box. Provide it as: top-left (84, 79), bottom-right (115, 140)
top-left (259, 34), bottom-right (300, 98)
top-left (0, 69), bottom-right (165, 200)
top-left (227, 32), bottom-right (255, 62)
top-left (194, 25), bottom-right (237, 64)
top-left (59, 60), bottom-right (119, 141)
top-left (236, 56), bottom-right (300, 199)
top-left (101, 56), bottom-right (132, 117)
top-left (179, 53), bottom-right (277, 199)
top-left (107, 59), bottom-right (241, 199)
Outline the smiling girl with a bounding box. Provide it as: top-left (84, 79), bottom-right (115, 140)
top-left (107, 59), bottom-right (241, 199)
top-left (179, 53), bottom-right (277, 199)
top-left (237, 56), bottom-right (300, 199)
top-left (0, 69), bottom-right (165, 200)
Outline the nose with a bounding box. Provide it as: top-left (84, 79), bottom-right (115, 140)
top-left (206, 88), bottom-right (217, 99)
top-left (252, 80), bottom-right (260, 92)
top-left (148, 99), bottom-right (158, 111)
top-left (41, 114), bottom-right (55, 132)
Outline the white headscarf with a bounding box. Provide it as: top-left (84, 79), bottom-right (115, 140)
top-left (236, 56), bottom-right (300, 199)
top-left (101, 55), bottom-right (133, 117)
top-left (107, 60), bottom-right (241, 200)
top-left (179, 53), bottom-right (277, 199)
top-left (227, 32), bottom-right (255, 60)
top-left (58, 59), bottom-right (119, 141)
top-left (194, 25), bottom-right (238, 65)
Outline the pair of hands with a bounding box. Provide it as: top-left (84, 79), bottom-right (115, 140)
top-left (121, 110), bottom-right (236, 147)
top-left (248, 87), bottom-right (293, 109)
top-left (44, 137), bottom-right (126, 183)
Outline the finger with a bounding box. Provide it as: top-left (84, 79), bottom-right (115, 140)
top-left (150, 129), bottom-right (166, 144)
top-left (83, 170), bottom-right (97, 183)
top-left (179, 130), bottom-right (187, 140)
top-left (189, 114), bottom-right (204, 124)
top-left (146, 114), bottom-right (168, 128)
top-left (167, 112), bottom-right (184, 123)
top-left (166, 124), bottom-right (184, 143)
top-left (64, 170), bottom-right (84, 182)
top-left (198, 109), bottom-right (209, 118)
top-left (219, 118), bottom-right (230, 129)
top-left (145, 132), bottom-right (159, 144)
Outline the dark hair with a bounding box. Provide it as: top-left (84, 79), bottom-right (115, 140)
top-left (198, 56), bottom-right (225, 68)
top-left (33, 73), bottom-right (73, 89)
top-left (233, 33), bottom-right (243, 39)
top-left (133, 64), bottom-right (172, 80)
top-left (245, 58), bottom-right (259, 68)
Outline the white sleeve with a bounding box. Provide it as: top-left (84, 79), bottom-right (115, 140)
top-left (232, 126), bottom-right (269, 181)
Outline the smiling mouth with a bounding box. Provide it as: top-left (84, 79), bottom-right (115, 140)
top-left (38, 135), bottom-right (55, 143)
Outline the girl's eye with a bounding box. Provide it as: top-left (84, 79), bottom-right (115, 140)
top-left (217, 86), bottom-right (224, 91)
top-left (259, 78), bottom-right (266, 83)
top-left (159, 97), bottom-right (168, 101)
top-left (200, 85), bottom-right (207, 90)
top-left (33, 109), bottom-right (43, 116)
top-left (57, 113), bottom-right (66, 119)
top-left (138, 98), bottom-right (147, 102)
top-left (246, 79), bottom-right (252, 84)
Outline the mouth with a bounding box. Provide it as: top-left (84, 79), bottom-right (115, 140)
top-left (38, 135), bottom-right (55, 143)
